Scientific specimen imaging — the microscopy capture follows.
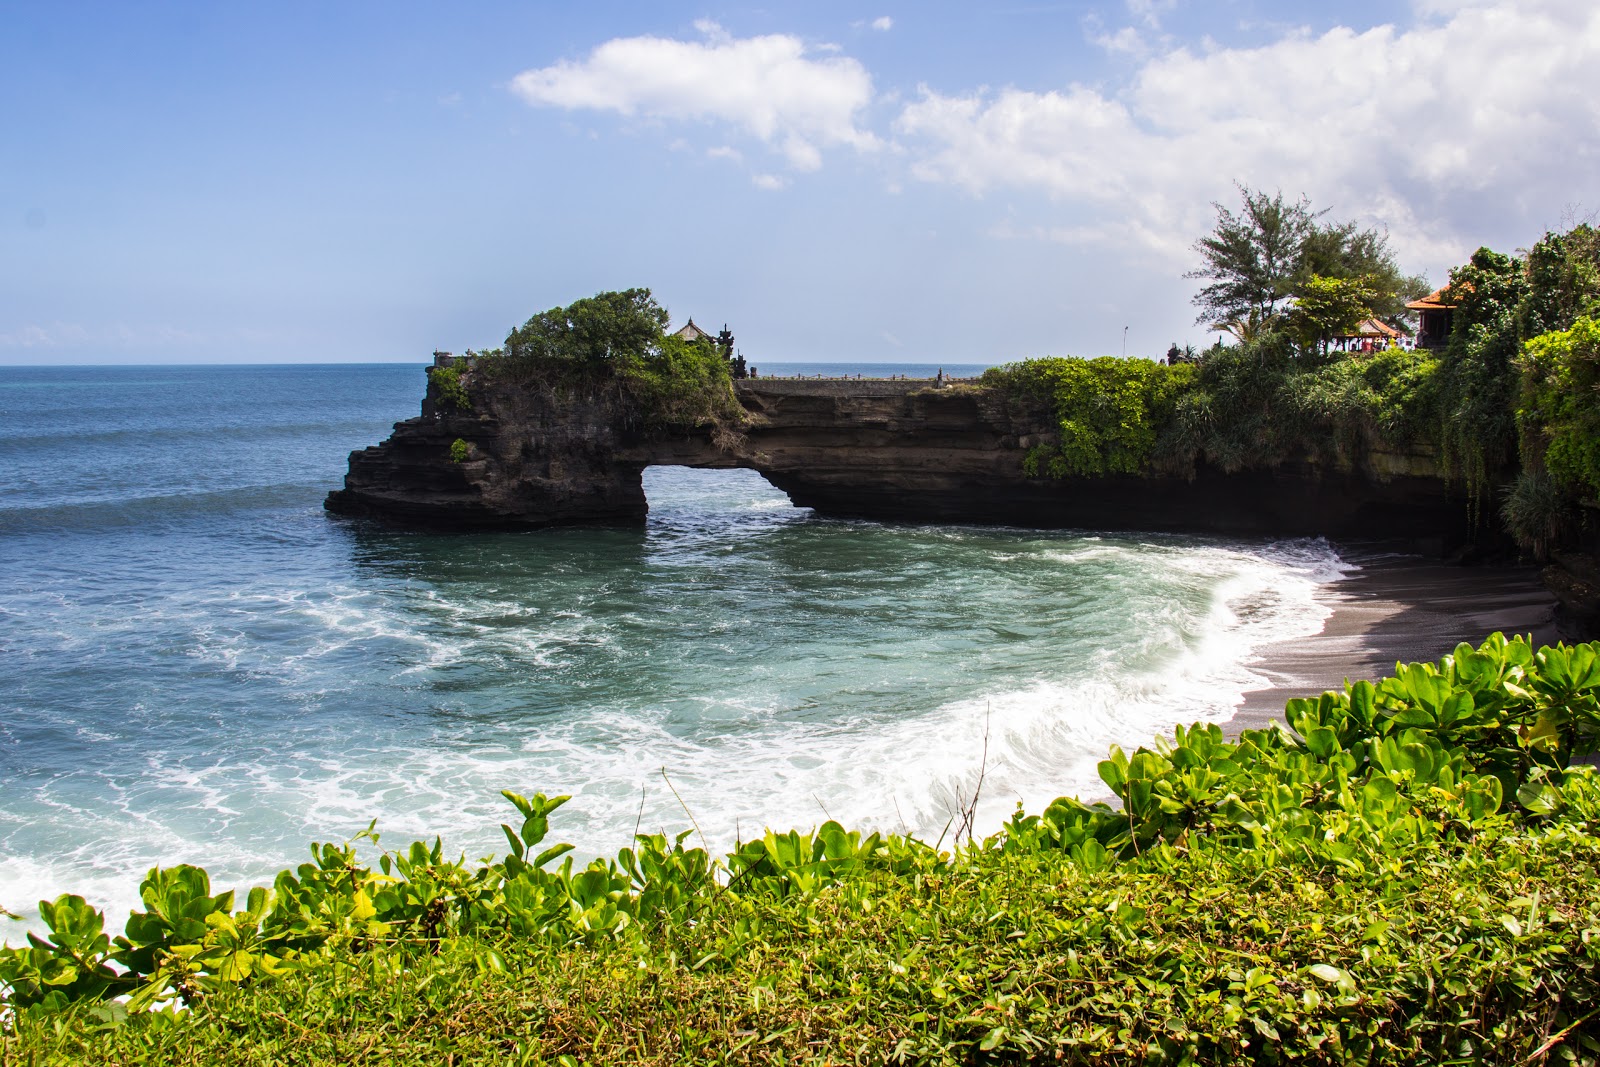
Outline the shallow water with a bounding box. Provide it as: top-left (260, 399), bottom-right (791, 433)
top-left (0, 363), bottom-right (1346, 934)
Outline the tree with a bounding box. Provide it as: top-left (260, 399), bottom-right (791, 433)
top-left (505, 288), bottom-right (670, 365)
top-left (1188, 185), bottom-right (1424, 336)
top-left (1187, 186), bottom-right (1319, 326)
top-left (1298, 221), bottom-right (1428, 325)
top-left (1288, 274), bottom-right (1381, 354)
top-left (496, 288), bottom-right (742, 431)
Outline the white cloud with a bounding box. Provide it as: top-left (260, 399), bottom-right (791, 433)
top-left (1126, 0), bottom-right (1176, 30)
top-left (895, 0), bottom-right (1600, 271)
top-left (707, 145), bottom-right (743, 162)
top-left (1092, 26), bottom-right (1149, 57)
top-left (872, 16), bottom-right (894, 32)
top-left (751, 173), bottom-right (789, 191)
top-left (510, 22), bottom-right (878, 171)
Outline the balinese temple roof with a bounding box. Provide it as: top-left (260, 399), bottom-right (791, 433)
top-left (673, 319), bottom-right (712, 342)
top-left (1405, 286), bottom-right (1464, 311)
top-left (1344, 317), bottom-right (1401, 339)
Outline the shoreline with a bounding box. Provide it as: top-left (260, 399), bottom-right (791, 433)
top-left (1230, 546), bottom-right (1568, 731)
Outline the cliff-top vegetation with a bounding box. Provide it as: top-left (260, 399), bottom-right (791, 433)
top-left (984, 192), bottom-right (1600, 559)
top-left (430, 288), bottom-right (744, 435)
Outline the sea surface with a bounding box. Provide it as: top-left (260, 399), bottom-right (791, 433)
top-left (0, 362), bottom-right (1348, 935)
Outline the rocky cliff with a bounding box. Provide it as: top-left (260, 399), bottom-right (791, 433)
top-left (326, 357), bottom-right (1481, 549)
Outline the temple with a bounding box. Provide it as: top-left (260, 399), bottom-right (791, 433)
top-left (1406, 287), bottom-right (1459, 350)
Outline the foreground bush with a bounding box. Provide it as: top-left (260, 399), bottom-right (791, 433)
top-left (5, 633), bottom-right (1600, 1064)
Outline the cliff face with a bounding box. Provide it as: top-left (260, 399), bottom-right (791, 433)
top-left (326, 365), bottom-right (649, 529)
top-left (326, 361), bottom-right (1480, 549)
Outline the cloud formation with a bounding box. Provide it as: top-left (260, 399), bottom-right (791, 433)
top-left (511, 21), bottom-right (878, 171)
top-left (895, 0), bottom-right (1600, 267)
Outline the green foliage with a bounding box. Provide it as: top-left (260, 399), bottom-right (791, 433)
top-left (1435, 247), bottom-right (1533, 493)
top-left (426, 363), bottom-right (470, 411)
top-left (492, 288), bottom-right (743, 432)
top-left (1187, 185), bottom-right (1321, 325)
top-left (1439, 230), bottom-right (1600, 500)
top-left (1187, 184), bottom-right (1424, 334)
top-left (1518, 316), bottom-right (1600, 499)
top-left (982, 356), bottom-right (1195, 477)
top-left (1501, 470), bottom-right (1576, 562)
top-left (448, 438), bottom-right (469, 463)
top-left (505, 288), bottom-right (669, 366)
top-left (7, 635), bottom-right (1600, 1064)
top-left (1519, 224), bottom-right (1600, 340)
top-left (1156, 337), bottom-right (1441, 473)
top-left (1276, 345), bottom-right (1443, 461)
top-left (1286, 273), bottom-right (1380, 353)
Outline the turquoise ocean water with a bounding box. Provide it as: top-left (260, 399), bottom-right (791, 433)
top-left (0, 363), bottom-right (1347, 935)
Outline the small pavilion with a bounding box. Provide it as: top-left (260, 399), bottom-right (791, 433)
top-left (1405, 288), bottom-right (1459, 350)
top-left (1335, 318), bottom-right (1402, 352)
top-left (673, 319), bottom-right (713, 343)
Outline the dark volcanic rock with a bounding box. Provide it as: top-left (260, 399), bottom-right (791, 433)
top-left (326, 360), bottom-right (1480, 549)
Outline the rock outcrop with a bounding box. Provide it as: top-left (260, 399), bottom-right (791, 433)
top-left (326, 357), bottom-right (1481, 549)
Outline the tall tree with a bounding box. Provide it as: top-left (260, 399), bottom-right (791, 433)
top-left (1187, 185), bottom-right (1424, 333)
top-left (1187, 186), bottom-right (1320, 326)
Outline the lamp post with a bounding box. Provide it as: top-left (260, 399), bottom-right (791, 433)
top-left (1122, 326), bottom-right (1129, 358)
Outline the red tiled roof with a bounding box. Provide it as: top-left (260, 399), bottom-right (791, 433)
top-left (1405, 282), bottom-right (1471, 311)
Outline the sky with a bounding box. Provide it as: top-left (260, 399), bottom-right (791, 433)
top-left (2, 0), bottom-right (1596, 365)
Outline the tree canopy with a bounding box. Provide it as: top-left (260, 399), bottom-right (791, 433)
top-left (505, 288), bottom-right (671, 365)
top-left (489, 288), bottom-right (742, 432)
top-left (1187, 185), bottom-right (1425, 341)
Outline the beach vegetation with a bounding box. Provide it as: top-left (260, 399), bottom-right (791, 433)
top-left (1406, 227), bottom-right (1600, 525)
top-left (6, 633), bottom-right (1600, 1063)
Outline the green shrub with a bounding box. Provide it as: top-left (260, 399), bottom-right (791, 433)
top-left (448, 438), bottom-right (469, 464)
top-left (1274, 346), bottom-right (1442, 462)
top-left (1518, 316), bottom-right (1600, 500)
top-left (1501, 470), bottom-right (1575, 561)
top-left (426, 363), bottom-right (471, 411)
top-left (1142, 339), bottom-right (1439, 474)
top-left (982, 356), bottom-right (1195, 477)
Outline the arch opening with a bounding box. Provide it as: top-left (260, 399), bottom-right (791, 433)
top-left (639, 465), bottom-right (805, 533)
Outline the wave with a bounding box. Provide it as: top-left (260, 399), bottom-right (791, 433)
top-left (0, 484), bottom-right (328, 533)
top-left (0, 464), bottom-right (1350, 946)
top-left (0, 420), bottom-right (399, 452)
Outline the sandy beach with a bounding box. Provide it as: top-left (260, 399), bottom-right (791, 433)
top-left (1231, 546), bottom-right (1570, 732)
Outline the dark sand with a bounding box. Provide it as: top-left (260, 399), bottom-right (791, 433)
top-left (1230, 547), bottom-right (1568, 732)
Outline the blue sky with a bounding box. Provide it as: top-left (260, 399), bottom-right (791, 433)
top-left (3, 1), bottom-right (1595, 365)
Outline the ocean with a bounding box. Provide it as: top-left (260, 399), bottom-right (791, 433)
top-left (0, 362), bottom-right (1347, 935)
